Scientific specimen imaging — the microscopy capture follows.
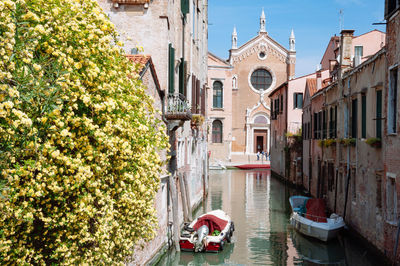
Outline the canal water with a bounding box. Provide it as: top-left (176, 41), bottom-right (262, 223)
top-left (157, 170), bottom-right (386, 265)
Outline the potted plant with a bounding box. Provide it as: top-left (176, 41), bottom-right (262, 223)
top-left (366, 137), bottom-right (382, 148)
top-left (324, 139), bottom-right (336, 147)
top-left (191, 114), bottom-right (205, 129)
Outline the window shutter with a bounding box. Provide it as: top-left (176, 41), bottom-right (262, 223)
top-left (293, 93), bottom-right (297, 109)
top-left (376, 90), bottom-right (382, 139)
top-left (333, 106), bottom-right (337, 138)
top-left (192, 74), bottom-right (196, 110)
top-left (179, 59), bottom-right (186, 95)
top-left (361, 94), bottom-right (366, 138)
top-left (181, 0), bottom-right (189, 15)
top-left (168, 44), bottom-right (175, 94)
top-left (351, 98), bottom-right (358, 138)
top-left (298, 93), bottom-right (303, 109)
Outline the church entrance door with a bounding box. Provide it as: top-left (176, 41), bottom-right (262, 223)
top-left (253, 130), bottom-right (268, 153)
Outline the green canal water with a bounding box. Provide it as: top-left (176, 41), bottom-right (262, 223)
top-left (157, 169), bottom-right (386, 265)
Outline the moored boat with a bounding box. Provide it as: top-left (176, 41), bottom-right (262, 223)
top-left (179, 209), bottom-right (235, 252)
top-left (289, 196), bottom-right (345, 242)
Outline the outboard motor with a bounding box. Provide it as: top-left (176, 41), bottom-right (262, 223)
top-left (195, 225), bottom-right (209, 252)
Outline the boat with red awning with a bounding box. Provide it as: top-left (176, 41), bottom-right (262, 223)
top-left (179, 210), bottom-right (235, 252)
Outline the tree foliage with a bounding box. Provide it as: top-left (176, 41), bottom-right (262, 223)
top-left (0, 0), bottom-right (169, 264)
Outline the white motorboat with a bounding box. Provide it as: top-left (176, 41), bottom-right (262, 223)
top-left (179, 210), bottom-right (234, 252)
top-left (289, 196), bottom-right (345, 242)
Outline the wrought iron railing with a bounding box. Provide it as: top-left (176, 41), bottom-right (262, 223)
top-left (165, 93), bottom-right (192, 121)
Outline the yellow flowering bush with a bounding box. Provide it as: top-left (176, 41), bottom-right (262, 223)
top-left (0, 0), bottom-right (168, 264)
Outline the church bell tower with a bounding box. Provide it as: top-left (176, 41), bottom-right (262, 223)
top-left (259, 8), bottom-right (266, 34)
top-left (232, 26), bottom-right (238, 49)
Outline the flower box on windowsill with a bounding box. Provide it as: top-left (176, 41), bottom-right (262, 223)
top-left (366, 138), bottom-right (382, 148)
top-left (339, 138), bottom-right (356, 147)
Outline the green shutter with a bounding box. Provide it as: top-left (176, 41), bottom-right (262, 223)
top-left (362, 94), bottom-right (366, 138)
top-left (168, 44), bottom-right (175, 94)
top-left (352, 99), bottom-right (358, 138)
top-left (376, 90), bottom-right (382, 139)
top-left (181, 0), bottom-right (189, 15)
top-left (179, 59), bottom-right (186, 95)
top-left (334, 106), bottom-right (337, 138)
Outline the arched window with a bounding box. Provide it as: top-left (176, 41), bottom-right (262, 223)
top-left (213, 81), bottom-right (223, 108)
top-left (254, 115), bottom-right (268, 124)
top-left (232, 76), bottom-right (237, 90)
top-left (212, 120), bottom-right (223, 143)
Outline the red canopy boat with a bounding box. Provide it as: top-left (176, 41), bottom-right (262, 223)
top-left (179, 210), bottom-right (235, 252)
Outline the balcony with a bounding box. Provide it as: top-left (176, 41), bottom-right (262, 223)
top-left (165, 93), bottom-right (192, 121)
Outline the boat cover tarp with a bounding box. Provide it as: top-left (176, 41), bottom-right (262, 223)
top-left (193, 214), bottom-right (228, 234)
top-left (305, 199), bottom-right (327, 223)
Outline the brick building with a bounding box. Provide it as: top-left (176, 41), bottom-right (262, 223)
top-left (97, 0), bottom-right (209, 263)
top-left (207, 10), bottom-right (296, 165)
top-left (383, 0), bottom-right (400, 262)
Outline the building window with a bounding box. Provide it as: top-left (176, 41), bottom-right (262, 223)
top-left (377, 90), bottom-right (382, 138)
top-left (387, 174), bottom-right (397, 222)
top-left (354, 46), bottom-right (363, 57)
top-left (274, 98), bottom-right (279, 115)
top-left (212, 120), bottom-right (223, 143)
top-left (329, 107), bottom-right (333, 138)
top-left (254, 115), bottom-right (268, 124)
top-left (313, 113), bottom-right (318, 139)
top-left (293, 93), bottom-right (303, 109)
top-left (386, 0), bottom-right (400, 18)
top-left (213, 81), bottom-right (223, 108)
top-left (232, 76), bottom-right (238, 90)
top-left (323, 109), bottom-right (327, 139)
top-left (351, 98), bottom-right (358, 138)
top-left (168, 44), bottom-right (175, 94)
top-left (280, 95), bottom-right (283, 112)
top-left (388, 68), bottom-right (398, 134)
top-left (361, 94), bottom-right (366, 138)
top-left (333, 106), bottom-right (337, 138)
top-left (250, 68), bottom-right (272, 91)
top-left (318, 111), bottom-right (322, 139)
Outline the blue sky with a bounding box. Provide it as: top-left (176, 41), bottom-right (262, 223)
top-left (208, 0), bottom-right (385, 77)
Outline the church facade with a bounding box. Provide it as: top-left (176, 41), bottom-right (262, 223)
top-left (207, 10), bottom-right (296, 163)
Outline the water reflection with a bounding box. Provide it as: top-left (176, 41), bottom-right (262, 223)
top-left (157, 170), bottom-right (386, 266)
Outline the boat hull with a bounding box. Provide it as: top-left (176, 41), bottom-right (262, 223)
top-left (290, 212), bottom-right (344, 242)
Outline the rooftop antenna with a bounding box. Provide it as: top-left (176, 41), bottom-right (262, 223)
top-left (339, 9), bottom-right (344, 31)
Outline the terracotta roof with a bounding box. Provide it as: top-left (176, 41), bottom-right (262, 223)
top-left (306, 78), bottom-right (317, 96)
top-left (126, 54), bottom-right (151, 67)
top-left (126, 54), bottom-right (163, 96)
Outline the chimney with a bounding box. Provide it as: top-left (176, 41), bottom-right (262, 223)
top-left (339, 30), bottom-right (354, 71)
top-left (316, 64), bottom-right (322, 91)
